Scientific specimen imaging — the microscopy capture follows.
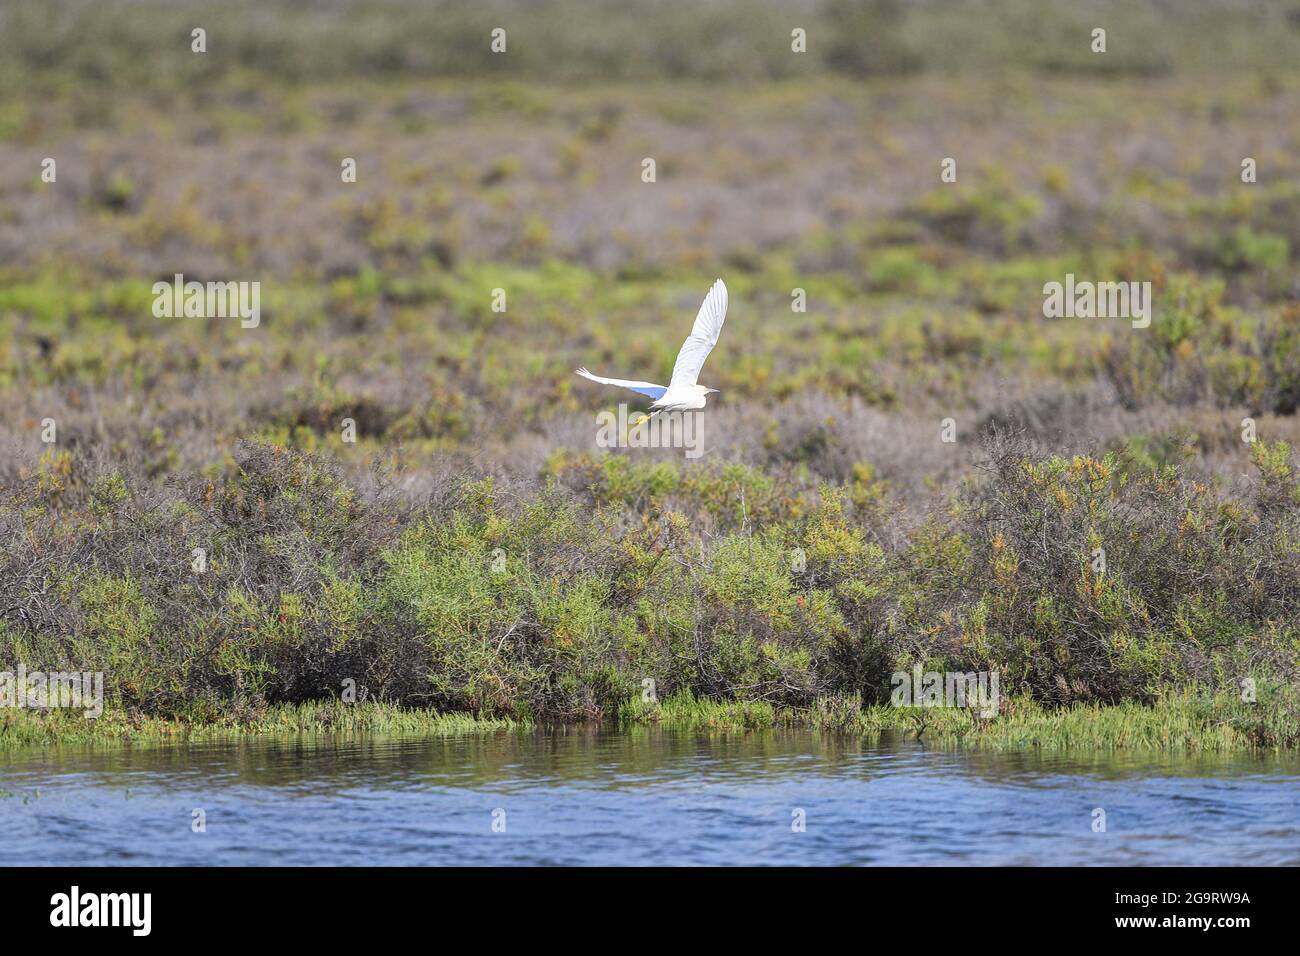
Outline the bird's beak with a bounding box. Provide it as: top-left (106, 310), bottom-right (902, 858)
top-left (707, 388), bottom-right (720, 394)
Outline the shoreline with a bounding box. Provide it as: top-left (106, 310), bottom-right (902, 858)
top-left (2, 689), bottom-right (1293, 753)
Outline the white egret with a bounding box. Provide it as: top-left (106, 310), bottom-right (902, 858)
top-left (576, 278), bottom-right (728, 426)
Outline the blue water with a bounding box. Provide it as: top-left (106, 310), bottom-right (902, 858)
top-left (2, 728), bottom-right (1298, 865)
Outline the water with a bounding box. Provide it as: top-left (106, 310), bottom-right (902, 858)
top-left (2, 728), bottom-right (1298, 865)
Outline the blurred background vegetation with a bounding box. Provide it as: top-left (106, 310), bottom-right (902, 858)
top-left (8, 0), bottom-right (1300, 89)
top-left (2, 1), bottom-right (1300, 734)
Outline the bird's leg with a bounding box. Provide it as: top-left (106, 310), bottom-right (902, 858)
top-left (631, 408), bottom-right (662, 428)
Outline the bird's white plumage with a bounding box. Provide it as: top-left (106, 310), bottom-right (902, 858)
top-left (574, 367), bottom-right (666, 399)
top-left (575, 278), bottom-right (728, 413)
top-left (669, 279), bottom-right (728, 388)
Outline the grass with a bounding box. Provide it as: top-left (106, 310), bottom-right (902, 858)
top-left (624, 687), bottom-right (1300, 751)
top-left (5, 687), bottom-right (1293, 753)
top-left (0, 700), bottom-right (532, 749)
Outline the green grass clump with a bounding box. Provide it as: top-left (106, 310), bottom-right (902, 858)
top-left (849, 688), bottom-right (1299, 752)
top-left (619, 692), bottom-right (778, 732)
top-left (620, 686), bottom-right (1300, 752)
top-left (0, 701), bottom-right (529, 749)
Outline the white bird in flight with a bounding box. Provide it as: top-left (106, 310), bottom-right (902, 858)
top-left (576, 278), bottom-right (728, 426)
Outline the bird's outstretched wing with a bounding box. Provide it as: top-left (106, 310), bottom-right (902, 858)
top-left (575, 367), bottom-right (667, 401)
top-left (669, 279), bottom-right (728, 388)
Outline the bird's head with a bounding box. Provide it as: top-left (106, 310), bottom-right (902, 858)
top-left (690, 385), bottom-right (719, 408)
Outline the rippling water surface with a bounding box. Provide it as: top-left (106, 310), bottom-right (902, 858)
top-left (2, 729), bottom-right (1298, 865)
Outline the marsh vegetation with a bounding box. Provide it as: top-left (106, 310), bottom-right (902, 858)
top-left (3, 0), bottom-right (1300, 748)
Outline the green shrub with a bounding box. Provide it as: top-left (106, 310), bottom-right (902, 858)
top-left (2, 438), bottom-right (1298, 736)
